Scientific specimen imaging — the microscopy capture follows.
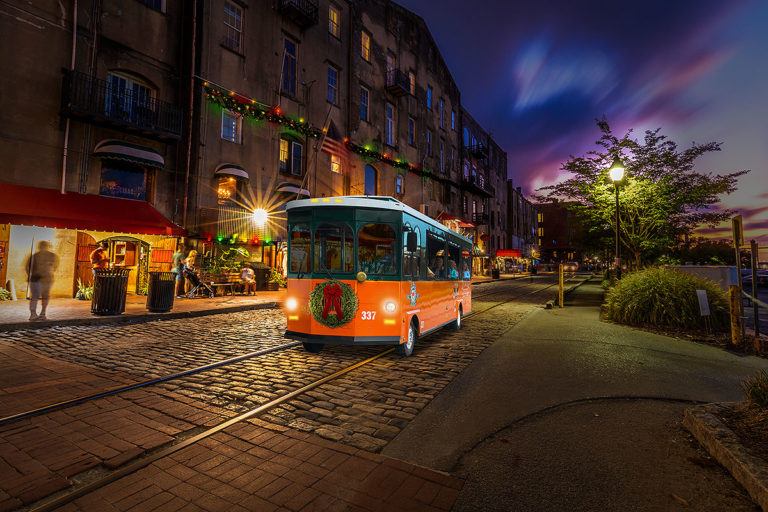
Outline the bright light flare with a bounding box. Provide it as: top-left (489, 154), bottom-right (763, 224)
top-left (384, 301), bottom-right (396, 313)
top-left (286, 297), bottom-right (298, 311)
top-left (252, 208), bottom-right (268, 226)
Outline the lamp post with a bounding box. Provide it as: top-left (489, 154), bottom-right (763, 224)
top-left (609, 157), bottom-right (625, 279)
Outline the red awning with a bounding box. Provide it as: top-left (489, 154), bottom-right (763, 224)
top-left (496, 249), bottom-right (522, 258)
top-left (0, 183), bottom-right (186, 236)
top-left (436, 211), bottom-right (475, 228)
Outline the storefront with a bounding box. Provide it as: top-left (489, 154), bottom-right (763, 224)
top-left (0, 183), bottom-right (185, 299)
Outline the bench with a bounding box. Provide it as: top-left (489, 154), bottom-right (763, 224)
top-left (202, 271), bottom-right (240, 296)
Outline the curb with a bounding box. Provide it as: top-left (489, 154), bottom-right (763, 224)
top-left (0, 302), bottom-right (281, 332)
top-left (683, 403), bottom-right (768, 511)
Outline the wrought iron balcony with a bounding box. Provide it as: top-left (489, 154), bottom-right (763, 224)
top-left (472, 212), bottom-right (490, 225)
top-left (61, 71), bottom-right (183, 140)
top-left (466, 142), bottom-right (488, 159)
top-left (461, 173), bottom-right (493, 198)
top-left (276, 0), bottom-right (318, 29)
top-left (386, 69), bottom-right (410, 97)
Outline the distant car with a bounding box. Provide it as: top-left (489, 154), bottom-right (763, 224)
top-left (563, 262), bottom-right (579, 272)
top-left (742, 270), bottom-right (768, 288)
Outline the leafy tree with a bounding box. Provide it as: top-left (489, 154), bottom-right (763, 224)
top-left (539, 118), bottom-right (747, 267)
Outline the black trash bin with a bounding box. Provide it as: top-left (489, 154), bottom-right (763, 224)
top-left (253, 267), bottom-right (268, 290)
top-left (146, 271), bottom-right (176, 313)
top-left (491, 268), bottom-right (500, 279)
top-left (91, 268), bottom-right (131, 315)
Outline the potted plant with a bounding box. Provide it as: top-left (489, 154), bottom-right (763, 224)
top-left (266, 267), bottom-right (286, 291)
top-left (75, 278), bottom-right (94, 300)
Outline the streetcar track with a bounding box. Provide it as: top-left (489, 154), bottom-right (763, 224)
top-left (28, 348), bottom-right (396, 512)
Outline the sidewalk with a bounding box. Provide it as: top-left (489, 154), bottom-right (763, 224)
top-left (384, 277), bottom-right (768, 511)
top-left (0, 290), bottom-right (286, 332)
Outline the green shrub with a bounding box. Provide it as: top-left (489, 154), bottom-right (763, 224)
top-left (742, 370), bottom-right (768, 408)
top-left (605, 267), bottom-right (729, 330)
top-left (0, 288), bottom-right (11, 301)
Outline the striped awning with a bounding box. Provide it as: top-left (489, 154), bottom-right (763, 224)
top-left (276, 182), bottom-right (310, 197)
top-left (93, 139), bottom-right (165, 168)
top-left (214, 163), bottom-right (249, 180)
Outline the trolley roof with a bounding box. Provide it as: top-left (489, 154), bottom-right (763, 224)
top-left (285, 196), bottom-right (473, 245)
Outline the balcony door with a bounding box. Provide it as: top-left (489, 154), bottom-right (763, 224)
top-left (105, 72), bottom-right (154, 126)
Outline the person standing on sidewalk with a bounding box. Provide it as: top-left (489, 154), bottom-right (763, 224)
top-left (171, 245), bottom-right (185, 297)
top-left (26, 241), bottom-right (59, 321)
top-left (90, 241), bottom-right (110, 274)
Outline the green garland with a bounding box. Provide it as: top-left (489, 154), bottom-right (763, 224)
top-left (309, 280), bottom-right (358, 328)
top-left (204, 86), bottom-right (322, 139)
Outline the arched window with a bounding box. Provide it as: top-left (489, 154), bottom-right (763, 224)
top-left (364, 164), bottom-right (378, 195)
top-left (105, 72), bottom-right (155, 126)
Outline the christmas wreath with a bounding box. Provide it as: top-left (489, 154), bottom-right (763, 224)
top-left (309, 280), bottom-right (358, 328)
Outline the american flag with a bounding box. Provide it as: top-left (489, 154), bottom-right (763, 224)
top-left (320, 121), bottom-right (349, 157)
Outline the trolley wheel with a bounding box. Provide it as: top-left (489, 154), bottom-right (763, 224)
top-left (449, 304), bottom-right (463, 330)
top-left (396, 319), bottom-right (417, 357)
top-left (302, 342), bottom-right (325, 353)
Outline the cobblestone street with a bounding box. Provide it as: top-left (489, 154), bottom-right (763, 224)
top-left (0, 276), bottom-right (564, 510)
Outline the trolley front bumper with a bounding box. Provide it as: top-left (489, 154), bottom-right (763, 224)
top-left (284, 331), bottom-right (401, 346)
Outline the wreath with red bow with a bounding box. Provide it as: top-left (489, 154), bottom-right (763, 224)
top-left (309, 280), bottom-right (358, 328)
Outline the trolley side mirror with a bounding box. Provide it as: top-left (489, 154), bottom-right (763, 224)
top-left (407, 232), bottom-right (417, 252)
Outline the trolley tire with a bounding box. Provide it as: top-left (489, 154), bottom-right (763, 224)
top-left (302, 342), bottom-right (325, 353)
top-left (449, 304), bottom-right (463, 330)
top-left (396, 320), bottom-right (417, 356)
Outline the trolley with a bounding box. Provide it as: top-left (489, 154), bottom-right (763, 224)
top-left (284, 196), bottom-right (472, 356)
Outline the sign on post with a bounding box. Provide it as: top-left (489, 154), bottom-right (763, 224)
top-left (696, 289), bottom-right (710, 316)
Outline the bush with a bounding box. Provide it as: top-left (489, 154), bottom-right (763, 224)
top-left (742, 370), bottom-right (768, 408)
top-left (605, 267), bottom-right (729, 330)
top-left (0, 288), bottom-right (11, 301)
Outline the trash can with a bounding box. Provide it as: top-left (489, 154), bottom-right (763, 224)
top-left (91, 268), bottom-right (131, 315)
top-left (491, 268), bottom-right (500, 279)
top-left (146, 271), bottom-right (176, 313)
top-left (253, 267), bottom-right (268, 290)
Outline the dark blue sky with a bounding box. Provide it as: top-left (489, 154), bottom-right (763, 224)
top-left (395, 0), bottom-right (768, 242)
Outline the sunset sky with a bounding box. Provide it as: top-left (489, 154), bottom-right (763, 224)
top-left (396, 0), bottom-right (768, 246)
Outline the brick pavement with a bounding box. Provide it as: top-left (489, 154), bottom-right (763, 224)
top-left (56, 420), bottom-right (462, 512)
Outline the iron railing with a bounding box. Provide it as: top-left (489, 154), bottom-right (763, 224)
top-left (386, 69), bottom-right (410, 96)
top-left (62, 70), bottom-right (183, 140)
top-left (276, 0), bottom-right (318, 28)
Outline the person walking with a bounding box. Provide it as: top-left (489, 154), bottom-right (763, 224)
top-left (26, 241), bottom-right (59, 321)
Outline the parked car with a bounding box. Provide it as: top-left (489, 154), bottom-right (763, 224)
top-left (742, 270), bottom-right (768, 288)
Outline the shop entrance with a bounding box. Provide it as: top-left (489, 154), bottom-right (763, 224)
top-left (73, 234), bottom-right (150, 296)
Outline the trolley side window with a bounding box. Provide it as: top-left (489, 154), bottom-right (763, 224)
top-left (426, 231), bottom-right (446, 280)
top-left (403, 225), bottom-right (421, 280)
top-left (461, 249), bottom-right (472, 280)
top-left (313, 222), bottom-right (354, 273)
top-left (447, 242), bottom-right (461, 280)
top-left (357, 223), bottom-right (397, 275)
top-left (289, 223), bottom-right (311, 273)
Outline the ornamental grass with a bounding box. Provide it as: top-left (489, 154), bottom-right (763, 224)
top-left (605, 267), bottom-right (729, 331)
top-left (742, 370), bottom-right (768, 409)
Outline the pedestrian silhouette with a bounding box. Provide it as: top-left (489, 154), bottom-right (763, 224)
top-left (26, 241), bottom-right (59, 321)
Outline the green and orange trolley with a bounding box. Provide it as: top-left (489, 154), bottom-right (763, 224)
top-left (284, 196), bottom-right (472, 356)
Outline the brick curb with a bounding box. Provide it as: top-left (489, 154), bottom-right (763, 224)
top-left (0, 302), bottom-right (281, 333)
top-left (683, 403), bottom-right (768, 511)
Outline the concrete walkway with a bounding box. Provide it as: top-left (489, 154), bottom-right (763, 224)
top-left (384, 277), bottom-right (768, 511)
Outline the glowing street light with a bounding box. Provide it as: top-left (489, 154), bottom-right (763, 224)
top-left (609, 156), bottom-right (625, 279)
top-left (252, 208), bottom-right (268, 226)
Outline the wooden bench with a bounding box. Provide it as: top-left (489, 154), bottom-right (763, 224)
top-left (202, 271), bottom-right (240, 296)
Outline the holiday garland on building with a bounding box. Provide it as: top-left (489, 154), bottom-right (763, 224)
top-left (204, 85), bottom-right (322, 139)
top-left (309, 280), bottom-right (358, 328)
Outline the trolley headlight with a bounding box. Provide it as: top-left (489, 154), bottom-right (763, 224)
top-left (286, 297), bottom-right (298, 311)
top-left (384, 301), bottom-right (396, 313)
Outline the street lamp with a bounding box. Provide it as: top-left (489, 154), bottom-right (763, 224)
top-left (252, 208), bottom-right (268, 227)
top-left (609, 157), bottom-right (625, 279)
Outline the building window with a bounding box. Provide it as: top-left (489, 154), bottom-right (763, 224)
top-left (395, 174), bottom-right (403, 195)
top-left (408, 118), bottom-right (415, 146)
top-left (538, 213), bottom-right (543, 222)
top-left (138, 0), bottom-right (164, 11)
top-left (409, 71), bottom-right (416, 96)
top-left (451, 110), bottom-right (456, 131)
top-left (100, 161), bottom-right (150, 201)
top-left (439, 140), bottom-right (445, 173)
top-left (385, 103), bottom-right (395, 146)
top-left (329, 5), bottom-right (340, 38)
top-left (450, 147), bottom-right (455, 171)
top-left (463, 127), bottom-right (470, 147)
top-left (331, 154), bottom-right (342, 174)
top-left (221, 109), bottom-right (242, 143)
top-left (386, 54), bottom-right (395, 77)
top-left (426, 130), bottom-right (432, 156)
top-left (364, 164), bottom-right (377, 195)
top-left (426, 86), bottom-right (432, 109)
top-left (439, 99), bottom-right (444, 128)
top-left (105, 72), bottom-right (154, 125)
top-left (538, 227), bottom-right (544, 236)
top-left (327, 66), bottom-right (338, 104)
top-left (463, 196), bottom-right (468, 214)
top-left (282, 39), bottom-right (297, 96)
top-left (217, 176), bottom-right (237, 204)
top-left (360, 86), bottom-right (369, 121)
top-left (361, 31), bottom-right (371, 61)
top-left (279, 137), bottom-right (303, 176)
top-left (223, 1), bottom-right (242, 52)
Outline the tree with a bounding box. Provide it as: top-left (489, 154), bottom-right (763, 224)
top-left (539, 118), bottom-right (748, 267)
